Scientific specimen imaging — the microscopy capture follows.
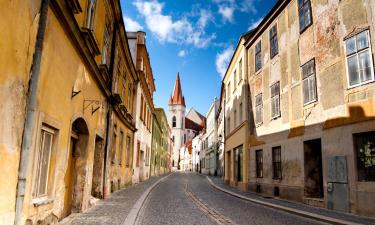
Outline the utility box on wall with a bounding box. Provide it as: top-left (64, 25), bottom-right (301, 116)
top-left (327, 156), bottom-right (349, 212)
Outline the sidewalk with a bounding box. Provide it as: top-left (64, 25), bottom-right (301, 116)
top-left (208, 176), bottom-right (375, 225)
top-left (59, 175), bottom-right (168, 225)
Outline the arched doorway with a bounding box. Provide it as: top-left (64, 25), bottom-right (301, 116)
top-left (63, 118), bottom-right (89, 218)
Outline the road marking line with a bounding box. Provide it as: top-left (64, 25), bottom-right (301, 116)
top-left (206, 176), bottom-right (363, 225)
top-left (184, 179), bottom-right (237, 225)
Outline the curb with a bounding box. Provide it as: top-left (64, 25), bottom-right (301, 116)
top-left (122, 173), bottom-right (173, 225)
top-left (206, 176), bottom-right (361, 225)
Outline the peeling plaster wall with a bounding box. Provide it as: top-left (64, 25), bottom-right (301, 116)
top-left (0, 0), bottom-right (42, 224)
top-left (22, 8), bottom-right (109, 224)
top-left (247, 0), bottom-right (375, 216)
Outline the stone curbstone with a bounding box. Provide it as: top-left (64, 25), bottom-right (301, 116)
top-left (206, 176), bottom-right (362, 225)
top-left (122, 173), bottom-right (173, 225)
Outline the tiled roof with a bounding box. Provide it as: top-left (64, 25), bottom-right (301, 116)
top-left (169, 72), bottom-right (185, 106)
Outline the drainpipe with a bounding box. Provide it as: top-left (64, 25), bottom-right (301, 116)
top-left (15, 0), bottom-right (50, 224)
top-left (103, 20), bottom-right (118, 199)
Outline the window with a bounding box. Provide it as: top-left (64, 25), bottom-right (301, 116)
top-left (102, 24), bottom-right (110, 65)
top-left (136, 141), bottom-right (140, 167)
top-left (119, 130), bottom-right (124, 165)
top-left (172, 116), bottom-right (176, 128)
top-left (85, 0), bottom-right (97, 29)
top-left (239, 102), bottom-right (243, 123)
top-left (234, 70), bottom-right (237, 89)
top-left (111, 125), bottom-right (117, 164)
top-left (269, 25), bottom-right (278, 58)
top-left (256, 150), bottom-right (263, 178)
top-left (271, 82), bottom-right (280, 118)
top-left (354, 131), bottom-right (375, 181)
top-left (255, 93), bottom-right (263, 125)
top-left (302, 59), bottom-right (317, 104)
top-left (239, 59), bottom-right (243, 81)
top-left (255, 41), bottom-right (262, 72)
top-left (121, 76), bottom-right (126, 101)
top-left (227, 82), bottom-right (231, 99)
top-left (140, 96), bottom-right (143, 121)
top-left (298, 0), bottom-right (312, 33)
top-left (234, 109), bottom-right (237, 127)
top-left (128, 83), bottom-right (132, 109)
top-left (272, 146), bottom-right (282, 179)
top-left (126, 136), bottom-right (131, 166)
top-left (345, 30), bottom-right (374, 88)
top-left (33, 127), bottom-right (54, 198)
top-left (227, 117), bottom-right (230, 133)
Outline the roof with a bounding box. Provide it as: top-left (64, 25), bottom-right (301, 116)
top-left (169, 72), bottom-right (185, 106)
top-left (185, 117), bottom-right (204, 132)
top-left (184, 140), bottom-right (192, 154)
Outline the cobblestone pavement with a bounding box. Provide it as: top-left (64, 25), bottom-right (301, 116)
top-left (59, 175), bottom-right (166, 225)
top-left (138, 172), bottom-right (327, 225)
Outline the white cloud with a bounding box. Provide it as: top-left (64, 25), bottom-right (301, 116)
top-left (124, 16), bottom-right (143, 31)
top-left (198, 9), bottom-right (213, 29)
top-left (216, 46), bottom-right (234, 78)
top-left (213, 0), bottom-right (257, 22)
top-left (178, 50), bottom-right (186, 57)
top-left (133, 0), bottom-right (215, 48)
top-left (248, 17), bottom-right (263, 31)
top-left (218, 5), bottom-right (234, 22)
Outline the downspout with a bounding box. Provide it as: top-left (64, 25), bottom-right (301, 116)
top-left (103, 20), bottom-right (118, 199)
top-left (15, 0), bottom-right (50, 224)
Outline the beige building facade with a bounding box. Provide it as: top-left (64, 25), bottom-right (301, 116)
top-left (245, 0), bottom-right (375, 217)
top-left (222, 33), bottom-right (252, 191)
top-left (0, 0), bottom-right (139, 224)
top-left (128, 31), bottom-right (155, 184)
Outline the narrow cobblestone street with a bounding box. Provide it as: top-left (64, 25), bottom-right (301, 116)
top-left (137, 173), bottom-right (326, 225)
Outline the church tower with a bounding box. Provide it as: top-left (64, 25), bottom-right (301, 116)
top-left (168, 73), bottom-right (186, 169)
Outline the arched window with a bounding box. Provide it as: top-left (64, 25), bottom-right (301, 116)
top-left (172, 116), bottom-right (176, 128)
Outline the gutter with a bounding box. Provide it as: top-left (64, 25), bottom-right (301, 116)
top-left (15, 0), bottom-right (50, 224)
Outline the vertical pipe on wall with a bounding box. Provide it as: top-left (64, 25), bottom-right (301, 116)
top-left (15, 0), bottom-right (50, 224)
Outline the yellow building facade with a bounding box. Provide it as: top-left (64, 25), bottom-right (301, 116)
top-left (0, 0), bottom-right (138, 224)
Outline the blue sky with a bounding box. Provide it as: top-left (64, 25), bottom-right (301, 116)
top-left (120, 0), bottom-right (277, 114)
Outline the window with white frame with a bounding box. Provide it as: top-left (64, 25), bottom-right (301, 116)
top-left (255, 93), bottom-right (263, 125)
top-left (85, 0), bottom-right (97, 30)
top-left (255, 41), bottom-right (262, 72)
top-left (271, 82), bottom-right (280, 118)
top-left (302, 59), bottom-right (317, 104)
top-left (234, 70), bottom-right (237, 89)
top-left (33, 126), bottom-right (54, 199)
top-left (345, 30), bottom-right (374, 88)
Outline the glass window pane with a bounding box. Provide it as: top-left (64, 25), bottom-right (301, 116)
top-left (39, 132), bottom-right (52, 196)
top-left (358, 50), bottom-right (373, 82)
top-left (357, 31), bottom-right (369, 51)
top-left (348, 55), bottom-right (360, 86)
top-left (303, 78), bottom-right (309, 103)
top-left (310, 76), bottom-right (317, 101)
top-left (304, 5), bottom-right (311, 26)
top-left (346, 37), bottom-right (357, 56)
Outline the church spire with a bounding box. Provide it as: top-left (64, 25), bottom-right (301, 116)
top-left (169, 72), bottom-right (186, 107)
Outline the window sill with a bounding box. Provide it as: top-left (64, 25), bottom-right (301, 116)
top-left (303, 99), bottom-right (318, 108)
top-left (33, 198), bottom-right (54, 207)
top-left (347, 79), bottom-right (375, 90)
top-left (271, 115), bottom-right (281, 121)
top-left (256, 122), bottom-right (263, 128)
